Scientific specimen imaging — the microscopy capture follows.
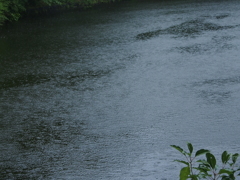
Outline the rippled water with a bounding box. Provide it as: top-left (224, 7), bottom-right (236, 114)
top-left (1, 0), bottom-right (240, 179)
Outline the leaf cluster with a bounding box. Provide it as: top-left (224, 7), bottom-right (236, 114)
top-left (171, 143), bottom-right (240, 180)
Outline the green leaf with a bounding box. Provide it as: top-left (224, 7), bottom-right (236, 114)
top-left (197, 160), bottom-right (211, 169)
top-left (180, 166), bottom-right (190, 180)
top-left (222, 151), bottom-right (230, 164)
top-left (195, 168), bottom-right (210, 175)
top-left (195, 149), bottom-right (210, 157)
top-left (229, 174), bottom-right (235, 179)
top-left (189, 174), bottom-right (198, 180)
top-left (197, 159), bottom-right (209, 164)
top-left (232, 153), bottom-right (239, 164)
top-left (187, 142), bottom-right (193, 154)
top-left (206, 153), bottom-right (216, 169)
top-left (218, 169), bottom-right (234, 175)
top-left (174, 159), bottom-right (189, 166)
top-left (221, 176), bottom-right (233, 180)
top-left (171, 145), bottom-right (187, 155)
top-left (197, 164), bottom-right (211, 172)
top-left (198, 173), bottom-right (211, 179)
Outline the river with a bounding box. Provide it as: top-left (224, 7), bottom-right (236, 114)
top-left (0, 0), bottom-right (240, 179)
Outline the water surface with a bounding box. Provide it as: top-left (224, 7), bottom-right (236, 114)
top-left (1, 0), bottom-right (240, 179)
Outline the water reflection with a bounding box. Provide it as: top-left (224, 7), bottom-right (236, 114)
top-left (176, 35), bottom-right (235, 54)
top-left (0, 69), bottom-right (112, 89)
top-left (198, 90), bottom-right (231, 104)
top-left (193, 76), bottom-right (240, 87)
top-left (0, 74), bottom-right (51, 89)
top-left (15, 118), bottom-right (84, 150)
top-left (0, 115), bottom-right (87, 179)
top-left (192, 76), bottom-right (240, 104)
top-left (0, 163), bottom-right (52, 180)
top-left (136, 19), bottom-right (239, 40)
top-left (215, 13), bottom-right (230, 19)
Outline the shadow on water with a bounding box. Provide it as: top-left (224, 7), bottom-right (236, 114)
top-left (0, 117), bottom-right (87, 179)
top-left (175, 35), bottom-right (236, 54)
top-left (0, 74), bottom-right (51, 89)
top-left (215, 13), bottom-right (230, 19)
top-left (15, 118), bottom-right (85, 150)
top-left (136, 18), bottom-right (240, 40)
top-left (0, 163), bottom-right (52, 180)
top-left (0, 69), bottom-right (112, 89)
top-left (175, 42), bottom-right (234, 54)
top-left (193, 76), bottom-right (240, 87)
top-left (198, 90), bottom-right (231, 104)
top-left (192, 76), bottom-right (240, 104)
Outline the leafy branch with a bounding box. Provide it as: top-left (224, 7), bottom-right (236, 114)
top-left (171, 143), bottom-right (240, 180)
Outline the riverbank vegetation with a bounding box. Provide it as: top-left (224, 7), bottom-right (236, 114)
top-left (0, 0), bottom-right (120, 25)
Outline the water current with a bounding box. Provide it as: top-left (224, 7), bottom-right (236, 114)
top-left (0, 0), bottom-right (240, 179)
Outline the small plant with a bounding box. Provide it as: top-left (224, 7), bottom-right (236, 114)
top-left (171, 143), bottom-right (240, 180)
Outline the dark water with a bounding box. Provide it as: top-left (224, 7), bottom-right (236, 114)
top-left (1, 0), bottom-right (240, 179)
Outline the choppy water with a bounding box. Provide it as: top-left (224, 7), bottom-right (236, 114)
top-left (1, 0), bottom-right (240, 179)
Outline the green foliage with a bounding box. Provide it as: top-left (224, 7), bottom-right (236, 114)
top-left (6, 0), bottom-right (28, 21)
top-left (171, 143), bottom-right (240, 180)
top-left (0, 0), bottom-right (119, 25)
top-left (0, 0), bottom-right (28, 23)
top-left (0, 0), bottom-right (8, 24)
